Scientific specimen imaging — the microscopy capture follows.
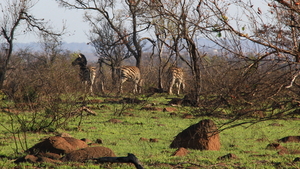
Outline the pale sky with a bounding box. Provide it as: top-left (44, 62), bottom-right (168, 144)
top-left (15, 0), bottom-right (90, 43)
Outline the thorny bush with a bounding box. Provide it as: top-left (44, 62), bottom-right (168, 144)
top-left (1, 50), bottom-right (91, 133)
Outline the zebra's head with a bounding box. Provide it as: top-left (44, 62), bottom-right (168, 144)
top-left (72, 53), bottom-right (87, 67)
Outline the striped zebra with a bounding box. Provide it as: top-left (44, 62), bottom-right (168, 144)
top-left (167, 66), bottom-right (185, 95)
top-left (117, 66), bottom-right (141, 94)
top-left (72, 53), bottom-right (96, 94)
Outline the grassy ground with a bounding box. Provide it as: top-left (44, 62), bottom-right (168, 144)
top-left (0, 94), bottom-right (299, 168)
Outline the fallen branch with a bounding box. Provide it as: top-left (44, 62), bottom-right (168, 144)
top-left (94, 153), bottom-right (144, 169)
top-left (74, 106), bottom-right (97, 116)
top-left (82, 106), bottom-right (97, 115)
top-left (286, 71), bottom-right (300, 88)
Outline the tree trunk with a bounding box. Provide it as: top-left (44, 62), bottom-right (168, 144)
top-left (158, 68), bottom-right (163, 89)
top-left (135, 55), bottom-right (142, 69)
top-left (0, 42), bottom-right (13, 90)
top-left (111, 67), bottom-right (117, 89)
top-left (186, 38), bottom-right (201, 106)
top-left (0, 67), bottom-right (5, 90)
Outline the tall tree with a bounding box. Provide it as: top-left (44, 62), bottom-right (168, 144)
top-left (89, 20), bottom-right (132, 87)
top-left (146, 0), bottom-right (209, 105)
top-left (145, 0), bottom-right (186, 90)
top-left (0, 0), bottom-right (63, 89)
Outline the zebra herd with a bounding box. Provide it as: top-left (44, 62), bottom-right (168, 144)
top-left (72, 53), bottom-right (185, 95)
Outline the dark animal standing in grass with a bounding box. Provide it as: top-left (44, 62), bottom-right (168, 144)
top-left (167, 66), bottom-right (185, 95)
top-left (117, 66), bottom-right (141, 94)
top-left (72, 53), bottom-right (96, 94)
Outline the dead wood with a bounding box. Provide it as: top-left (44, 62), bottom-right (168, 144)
top-left (94, 153), bottom-right (143, 169)
top-left (75, 106), bottom-right (97, 116)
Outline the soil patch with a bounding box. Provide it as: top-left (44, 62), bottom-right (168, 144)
top-left (172, 147), bottom-right (189, 156)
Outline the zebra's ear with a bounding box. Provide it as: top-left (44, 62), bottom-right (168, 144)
top-left (79, 53), bottom-right (87, 60)
top-left (78, 53), bottom-right (82, 58)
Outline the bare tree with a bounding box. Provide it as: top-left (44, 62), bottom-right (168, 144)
top-left (56, 0), bottom-right (153, 70)
top-left (89, 20), bottom-right (131, 87)
top-left (195, 0), bottom-right (300, 71)
top-left (39, 32), bottom-right (64, 65)
top-left (145, 0), bottom-right (175, 90)
top-left (0, 0), bottom-right (63, 89)
top-left (145, 0), bottom-right (209, 105)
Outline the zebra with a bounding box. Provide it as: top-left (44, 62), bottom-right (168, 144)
top-left (72, 53), bottom-right (96, 94)
top-left (117, 66), bottom-right (141, 94)
top-left (167, 66), bottom-right (185, 95)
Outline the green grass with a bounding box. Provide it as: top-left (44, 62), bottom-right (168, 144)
top-left (0, 94), bottom-right (299, 168)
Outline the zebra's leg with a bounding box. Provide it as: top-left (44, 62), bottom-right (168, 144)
top-left (89, 82), bottom-right (93, 95)
top-left (137, 79), bottom-right (143, 93)
top-left (90, 74), bottom-right (95, 95)
top-left (100, 81), bottom-right (105, 94)
top-left (119, 78), bottom-right (127, 94)
top-left (133, 79), bottom-right (142, 94)
top-left (82, 81), bottom-right (88, 93)
top-left (181, 81), bottom-right (185, 94)
top-left (168, 78), bottom-right (175, 95)
top-left (177, 81), bottom-right (182, 95)
top-left (133, 81), bottom-right (137, 93)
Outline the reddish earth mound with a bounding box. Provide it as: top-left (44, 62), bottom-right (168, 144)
top-left (278, 136), bottom-right (300, 143)
top-left (16, 136), bottom-right (116, 164)
top-left (26, 136), bottom-right (88, 155)
top-left (266, 143), bottom-right (287, 150)
top-left (61, 146), bottom-right (116, 162)
top-left (163, 107), bottom-right (177, 112)
top-left (266, 143), bottom-right (288, 155)
top-left (170, 119), bottom-right (220, 150)
top-left (172, 147), bottom-right (189, 156)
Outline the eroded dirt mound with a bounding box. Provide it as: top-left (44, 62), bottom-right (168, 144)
top-left (16, 136), bottom-right (116, 164)
top-left (14, 154), bottom-right (62, 164)
top-left (170, 119), bottom-right (220, 150)
top-left (172, 147), bottom-right (189, 156)
top-left (266, 143), bottom-right (287, 151)
top-left (61, 146), bottom-right (116, 162)
top-left (278, 136), bottom-right (300, 143)
top-left (26, 136), bottom-right (88, 155)
top-left (266, 142), bottom-right (300, 155)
